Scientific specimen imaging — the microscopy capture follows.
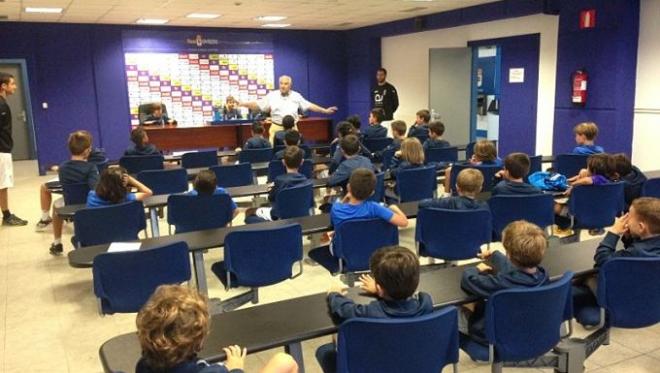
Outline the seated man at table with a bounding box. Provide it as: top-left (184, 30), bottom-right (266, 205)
top-left (242, 121), bottom-right (271, 150)
top-left (142, 103), bottom-right (176, 126)
top-left (223, 95), bottom-right (242, 120)
top-left (491, 153), bottom-right (541, 196)
top-left (186, 170), bottom-right (239, 221)
top-left (136, 284), bottom-right (298, 373)
top-left (273, 115), bottom-right (296, 147)
top-left (315, 246), bottom-right (432, 373)
top-left (125, 127), bottom-right (162, 156)
top-left (460, 220), bottom-right (549, 348)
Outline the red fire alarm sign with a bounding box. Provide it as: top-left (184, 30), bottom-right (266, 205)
top-left (579, 9), bottom-right (596, 29)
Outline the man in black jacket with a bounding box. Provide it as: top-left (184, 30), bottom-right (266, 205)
top-left (371, 68), bottom-right (399, 121)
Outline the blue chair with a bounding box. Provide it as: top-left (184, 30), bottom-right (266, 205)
top-left (181, 150), bottom-right (218, 169)
top-left (73, 201), bottom-right (147, 248)
top-left (210, 163), bottom-right (253, 188)
top-left (119, 155), bottom-right (164, 174)
top-left (381, 147), bottom-right (396, 171)
top-left (331, 308), bottom-right (459, 373)
top-left (276, 182), bottom-right (314, 219)
top-left (569, 182), bottom-right (624, 230)
top-left (267, 159), bottom-right (313, 182)
top-left (93, 241), bottom-right (191, 314)
top-left (210, 224), bottom-right (303, 311)
top-left (642, 177), bottom-right (660, 198)
top-left (488, 194), bottom-right (554, 240)
top-left (367, 172), bottom-right (385, 203)
top-left (396, 165), bottom-right (437, 202)
top-left (411, 134), bottom-right (428, 145)
top-left (362, 137), bottom-right (393, 153)
top-left (555, 154), bottom-right (589, 178)
top-left (137, 168), bottom-right (188, 195)
top-left (62, 183), bottom-right (90, 205)
top-left (239, 148), bottom-right (273, 164)
top-left (167, 194), bottom-right (235, 234)
top-left (450, 163), bottom-right (501, 193)
top-left (308, 218), bottom-right (399, 283)
top-left (460, 272), bottom-right (574, 371)
top-left (425, 146), bottom-right (458, 165)
top-left (416, 208), bottom-right (492, 261)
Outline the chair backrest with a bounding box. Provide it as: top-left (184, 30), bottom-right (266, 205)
top-left (642, 177), bottom-right (660, 198)
top-left (337, 308), bottom-right (459, 373)
top-left (450, 163), bottom-right (501, 193)
top-left (363, 137), bottom-right (393, 153)
top-left (239, 148), bottom-right (273, 164)
top-left (224, 224), bottom-right (303, 287)
top-left (415, 208), bottom-right (492, 260)
top-left (334, 218), bottom-right (399, 271)
top-left (525, 155), bottom-right (543, 183)
top-left (95, 159), bottom-right (110, 173)
top-left (267, 159), bottom-right (313, 182)
top-left (425, 146), bottom-right (458, 164)
top-left (367, 172), bottom-right (385, 203)
top-left (62, 183), bottom-right (90, 205)
top-left (381, 147), bottom-right (396, 171)
top-left (555, 154), bottom-right (589, 178)
top-left (210, 163), bottom-right (253, 188)
top-left (93, 241), bottom-right (191, 314)
top-left (488, 194), bottom-right (554, 240)
top-left (597, 257), bottom-right (660, 328)
top-left (396, 165), bottom-right (437, 202)
top-left (137, 168), bottom-right (188, 195)
top-left (181, 150), bottom-right (217, 169)
top-left (569, 182), bottom-right (624, 229)
top-left (74, 201), bottom-right (147, 247)
top-left (486, 272), bottom-right (573, 362)
top-left (119, 155), bottom-right (164, 174)
top-left (276, 182), bottom-right (314, 219)
top-left (167, 194), bottom-right (235, 234)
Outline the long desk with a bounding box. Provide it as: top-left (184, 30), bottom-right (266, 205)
top-left (98, 238), bottom-right (601, 373)
top-left (143, 117), bottom-right (333, 151)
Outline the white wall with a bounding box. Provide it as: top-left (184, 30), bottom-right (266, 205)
top-left (382, 14), bottom-right (558, 155)
top-left (632, 0), bottom-right (660, 171)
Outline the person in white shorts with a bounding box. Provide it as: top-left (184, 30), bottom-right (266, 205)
top-left (0, 72), bottom-right (27, 226)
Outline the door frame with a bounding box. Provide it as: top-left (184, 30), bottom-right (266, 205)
top-left (0, 59), bottom-right (37, 159)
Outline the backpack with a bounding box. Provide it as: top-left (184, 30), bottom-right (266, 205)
top-left (528, 171), bottom-right (569, 191)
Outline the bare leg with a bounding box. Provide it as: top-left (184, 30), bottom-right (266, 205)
top-left (443, 166), bottom-right (452, 193)
top-left (40, 184), bottom-right (52, 214)
top-left (52, 214), bottom-right (64, 241)
top-left (0, 188), bottom-right (8, 211)
top-left (260, 352), bottom-right (299, 373)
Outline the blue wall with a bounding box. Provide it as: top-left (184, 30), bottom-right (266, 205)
top-left (0, 23), bottom-right (347, 174)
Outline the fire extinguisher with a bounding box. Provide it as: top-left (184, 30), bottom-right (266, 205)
top-left (572, 69), bottom-right (588, 106)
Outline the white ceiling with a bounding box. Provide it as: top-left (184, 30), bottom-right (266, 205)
top-left (0, 0), bottom-right (497, 30)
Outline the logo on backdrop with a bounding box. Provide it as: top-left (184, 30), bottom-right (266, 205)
top-left (187, 34), bottom-right (219, 47)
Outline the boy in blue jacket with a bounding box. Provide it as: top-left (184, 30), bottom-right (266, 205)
top-left (242, 122), bottom-right (271, 150)
top-left (423, 120), bottom-right (451, 150)
top-left (572, 122), bottom-right (604, 155)
top-left (316, 246), bottom-right (433, 373)
top-left (419, 168), bottom-right (488, 211)
top-left (363, 108), bottom-right (387, 140)
top-left (492, 153), bottom-right (542, 196)
top-left (328, 135), bottom-right (374, 188)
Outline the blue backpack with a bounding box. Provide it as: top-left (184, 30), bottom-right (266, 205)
top-left (528, 171), bottom-right (569, 191)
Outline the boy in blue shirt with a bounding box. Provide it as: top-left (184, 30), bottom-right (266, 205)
top-left (345, 114), bottom-right (363, 139)
top-left (572, 122), bottom-right (604, 155)
top-left (273, 115), bottom-right (296, 147)
top-left (407, 109), bottom-right (430, 140)
top-left (492, 153), bottom-right (542, 196)
top-left (186, 170), bottom-right (239, 221)
top-left (374, 120), bottom-right (406, 162)
top-left (363, 108), bottom-right (387, 140)
top-left (328, 135), bottom-right (374, 188)
top-left (329, 123), bottom-right (372, 174)
top-left (125, 127), bottom-right (161, 156)
top-left (420, 168), bottom-right (488, 211)
top-left (86, 167), bottom-right (152, 208)
top-left (460, 220), bottom-right (549, 347)
top-left (610, 153), bottom-right (647, 208)
top-left (273, 130), bottom-right (301, 160)
top-left (242, 122), bottom-right (271, 150)
top-left (316, 246), bottom-right (433, 373)
top-left (423, 120), bottom-right (451, 150)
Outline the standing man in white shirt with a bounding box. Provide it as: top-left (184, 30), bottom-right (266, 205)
top-left (239, 75), bottom-right (338, 144)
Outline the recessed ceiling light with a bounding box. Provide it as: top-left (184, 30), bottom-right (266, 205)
top-left (186, 13), bottom-right (220, 19)
top-left (261, 23), bottom-right (290, 28)
top-left (255, 16), bottom-right (287, 22)
top-left (25, 7), bottom-right (63, 14)
top-left (136, 18), bottom-right (169, 25)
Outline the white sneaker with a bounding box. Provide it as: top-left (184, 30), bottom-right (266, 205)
top-left (35, 218), bottom-right (52, 232)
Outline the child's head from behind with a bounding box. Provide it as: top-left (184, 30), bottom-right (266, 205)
top-left (348, 168), bottom-right (375, 201)
top-left (416, 109), bottom-right (430, 124)
top-left (587, 153), bottom-right (611, 176)
top-left (400, 137), bottom-right (424, 165)
top-left (369, 246), bottom-right (420, 300)
top-left (369, 108), bottom-right (385, 125)
top-left (251, 121), bottom-right (265, 136)
top-left (136, 285), bottom-right (209, 371)
top-left (346, 114), bottom-right (362, 132)
top-left (428, 120), bottom-right (445, 138)
top-left (284, 130), bottom-right (301, 146)
top-left (609, 153), bottom-right (632, 180)
top-left (283, 145), bottom-right (303, 169)
top-left (282, 115), bottom-right (295, 130)
top-left (68, 130), bottom-right (92, 157)
top-left (193, 170), bottom-right (217, 196)
top-left (472, 140), bottom-right (497, 162)
top-left (503, 153), bottom-right (530, 181)
top-left (340, 134), bottom-right (360, 157)
top-left (502, 220), bottom-right (547, 269)
top-left (574, 122), bottom-right (599, 144)
top-left (456, 168), bottom-right (483, 197)
top-left (96, 167), bottom-right (128, 204)
top-left (336, 121), bottom-right (354, 139)
top-left (628, 197), bottom-right (660, 239)
top-left (390, 120), bottom-right (407, 138)
top-left (131, 127), bottom-right (149, 148)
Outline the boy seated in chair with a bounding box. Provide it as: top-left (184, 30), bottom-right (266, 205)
top-left (316, 246), bottom-right (433, 373)
top-left (363, 108), bottom-right (387, 140)
top-left (273, 115), bottom-right (296, 147)
top-left (186, 170), bottom-right (239, 221)
top-left (423, 120), bottom-right (450, 151)
top-left (241, 122), bottom-right (271, 150)
top-left (419, 168), bottom-right (488, 211)
top-left (125, 127), bottom-right (162, 156)
top-left (492, 153), bottom-right (541, 196)
top-left (460, 220), bottom-right (549, 348)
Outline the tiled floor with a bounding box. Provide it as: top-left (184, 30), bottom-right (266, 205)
top-left (1, 160), bottom-right (659, 373)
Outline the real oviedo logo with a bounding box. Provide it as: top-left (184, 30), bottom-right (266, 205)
top-left (186, 34), bottom-right (219, 47)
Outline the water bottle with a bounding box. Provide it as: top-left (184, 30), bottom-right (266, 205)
top-left (213, 105), bottom-right (223, 122)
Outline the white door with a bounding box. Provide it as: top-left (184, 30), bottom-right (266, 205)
top-left (0, 64), bottom-right (34, 160)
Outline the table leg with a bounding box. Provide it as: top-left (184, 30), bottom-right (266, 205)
top-left (149, 208), bottom-right (160, 237)
top-left (285, 342), bottom-right (305, 373)
top-left (192, 251), bottom-right (208, 296)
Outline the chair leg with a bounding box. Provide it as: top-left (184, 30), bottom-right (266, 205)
top-left (452, 363), bottom-right (458, 373)
top-left (491, 362), bottom-right (503, 373)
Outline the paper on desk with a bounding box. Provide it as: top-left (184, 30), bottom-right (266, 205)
top-left (108, 242), bottom-right (141, 253)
